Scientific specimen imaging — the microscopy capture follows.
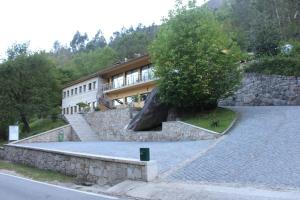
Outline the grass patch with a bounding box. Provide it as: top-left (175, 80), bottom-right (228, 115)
top-left (0, 160), bottom-right (74, 183)
top-left (182, 107), bottom-right (236, 133)
top-left (21, 118), bottom-right (66, 139)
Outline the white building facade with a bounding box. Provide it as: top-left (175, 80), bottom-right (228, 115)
top-left (61, 76), bottom-right (102, 115)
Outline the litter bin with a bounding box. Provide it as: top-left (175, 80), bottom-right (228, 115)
top-left (58, 131), bottom-right (64, 142)
top-left (140, 148), bottom-right (150, 161)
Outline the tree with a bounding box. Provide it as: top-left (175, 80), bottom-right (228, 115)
top-left (70, 31), bottom-right (89, 52)
top-left (0, 50), bottom-right (59, 133)
top-left (149, 1), bottom-right (242, 110)
top-left (109, 24), bottom-right (159, 59)
top-left (217, 0), bottom-right (300, 54)
top-left (86, 30), bottom-right (107, 51)
top-left (6, 42), bottom-right (30, 60)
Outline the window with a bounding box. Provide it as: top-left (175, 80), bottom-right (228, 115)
top-left (83, 85), bottom-right (86, 92)
top-left (93, 102), bottom-right (96, 108)
top-left (63, 108), bottom-right (65, 115)
top-left (66, 107), bottom-right (69, 114)
top-left (74, 106), bottom-right (77, 113)
top-left (71, 89), bottom-right (74, 96)
top-left (112, 74), bottom-right (124, 89)
top-left (79, 106), bottom-right (81, 112)
top-left (141, 65), bottom-right (155, 81)
top-left (75, 88), bottom-right (77, 95)
top-left (67, 90), bottom-right (69, 97)
top-left (63, 92), bottom-right (66, 98)
top-left (126, 69), bottom-right (139, 85)
top-left (88, 83), bottom-right (92, 90)
top-left (70, 107), bottom-right (73, 114)
top-left (93, 81), bottom-right (96, 90)
top-left (79, 86), bottom-right (82, 93)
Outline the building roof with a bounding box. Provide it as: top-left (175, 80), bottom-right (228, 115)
top-left (62, 54), bottom-right (150, 89)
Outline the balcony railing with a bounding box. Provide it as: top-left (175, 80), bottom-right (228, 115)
top-left (102, 75), bottom-right (157, 92)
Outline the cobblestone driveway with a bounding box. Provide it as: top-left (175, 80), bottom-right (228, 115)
top-left (169, 106), bottom-right (300, 189)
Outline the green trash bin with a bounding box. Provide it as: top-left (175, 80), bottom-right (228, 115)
top-left (140, 148), bottom-right (150, 161)
top-left (58, 131), bottom-right (64, 142)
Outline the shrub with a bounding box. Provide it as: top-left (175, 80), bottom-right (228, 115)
top-left (246, 56), bottom-right (300, 77)
top-left (149, 2), bottom-right (242, 110)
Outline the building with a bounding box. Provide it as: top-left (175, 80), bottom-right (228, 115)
top-left (61, 55), bottom-right (156, 115)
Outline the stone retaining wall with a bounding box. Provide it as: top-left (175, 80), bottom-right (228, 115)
top-left (219, 73), bottom-right (300, 106)
top-left (94, 121), bottom-right (220, 141)
top-left (12, 125), bottom-right (80, 144)
top-left (3, 144), bottom-right (158, 185)
top-left (84, 108), bottom-right (131, 135)
top-left (0, 147), bottom-right (4, 159)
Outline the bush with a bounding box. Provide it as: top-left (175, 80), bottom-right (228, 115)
top-left (246, 56), bottom-right (300, 77)
top-left (149, 3), bottom-right (242, 110)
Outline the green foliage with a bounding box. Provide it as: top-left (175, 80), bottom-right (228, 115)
top-left (49, 46), bottom-right (117, 80)
top-left (21, 118), bottom-right (66, 138)
top-left (109, 24), bottom-right (159, 59)
top-left (149, 3), bottom-right (242, 110)
top-left (216, 0), bottom-right (300, 55)
top-left (0, 49), bottom-right (59, 133)
top-left (0, 160), bottom-right (74, 182)
top-left (182, 107), bottom-right (236, 133)
top-left (70, 31), bottom-right (89, 52)
top-left (76, 102), bottom-right (90, 112)
top-left (246, 40), bottom-right (300, 76)
top-left (246, 56), bottom-right (300, 76)
top-left (6, 42), bottom-right (30, 60)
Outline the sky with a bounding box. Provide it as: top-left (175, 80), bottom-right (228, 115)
top-left (0, 0), bottom-right (205, 60)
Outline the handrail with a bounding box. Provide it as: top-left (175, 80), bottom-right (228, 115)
top-left (102, 76), bottom-right (157, 92)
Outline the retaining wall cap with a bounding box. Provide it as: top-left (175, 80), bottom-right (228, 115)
top-left (174, 121), bottom-right (219, 134)
top-left (10, 124), bottom-right (71, 145)
top-left (5, 144), bottom-right (156, 166)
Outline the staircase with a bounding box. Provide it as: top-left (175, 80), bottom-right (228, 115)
top-left (64, 114), bottom-right (99, 141)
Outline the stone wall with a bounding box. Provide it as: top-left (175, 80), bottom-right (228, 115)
top-left (4, 144), bottom-right (158, 185)
top-left (0, 147), bottom-right (4, 159)
top-left (93, 121), bottom-right (220, 141)
top-left (219, 73), bottom-right (300, 106)
top-left (12, 125), bottom-right (80, 144)
top-left (84, 108), bottom-right (131, 135)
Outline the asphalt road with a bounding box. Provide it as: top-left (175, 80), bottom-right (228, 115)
top-left (0, 173), bottom-right (119, 200)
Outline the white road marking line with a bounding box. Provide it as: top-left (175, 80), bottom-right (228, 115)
top-left (0, 172), bottom-right (118, 199)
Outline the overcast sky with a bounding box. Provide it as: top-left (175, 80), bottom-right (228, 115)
top-left (0, 0), bottom-right (205, 59)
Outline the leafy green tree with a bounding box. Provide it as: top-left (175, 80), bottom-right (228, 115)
top-left (109, 24), bottom-right (159, 59)
top-left (0, 49), bottom-right (59, 133)
top-left (6, 42), bottom-right (30, 60)
top-left (216, 0), bottom-right (300, 55)
top-left (149, 2), bottom-right (242, 110)
top-left (70, 31), bottom-right (89, 52)
top-left (86, 30), bottom-right (107, 51)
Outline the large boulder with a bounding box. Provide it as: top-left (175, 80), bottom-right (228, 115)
top-left (127, 88), bottom-right (169, 131)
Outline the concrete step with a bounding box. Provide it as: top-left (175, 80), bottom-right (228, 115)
top-left (65, 114), bottom-right (99, 141)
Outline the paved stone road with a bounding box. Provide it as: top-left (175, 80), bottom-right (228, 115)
top-left (169, 106), bottom-right (300, 189)
top-left (20, 140), bottom-right (214, 173)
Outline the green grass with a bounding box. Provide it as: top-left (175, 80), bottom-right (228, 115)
top-left (21, 118), bottom-right (66, 139)
top-left (0, 160), bottom-right (74, 183)
top-left (182, 107), bottom-right (236, 133)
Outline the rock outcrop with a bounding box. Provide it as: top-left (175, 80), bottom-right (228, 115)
top-left (127, 88), bottom-right (169, 131)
